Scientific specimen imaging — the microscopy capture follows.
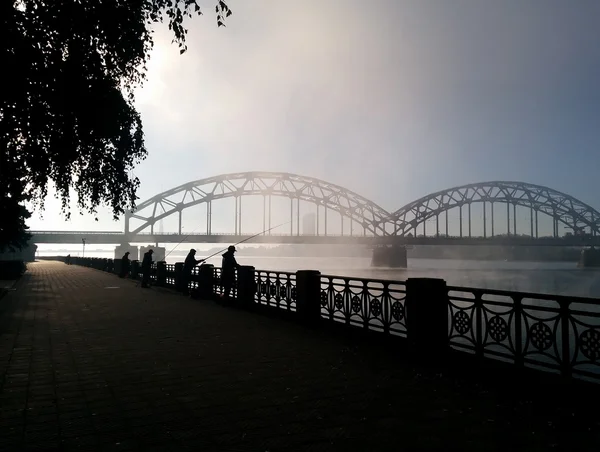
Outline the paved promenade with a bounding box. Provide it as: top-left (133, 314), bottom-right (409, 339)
top-left (1, 261), bottom-right (599, 451)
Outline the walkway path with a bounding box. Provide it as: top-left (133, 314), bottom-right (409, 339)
top-left (0, 261), bottom-right (599, 451)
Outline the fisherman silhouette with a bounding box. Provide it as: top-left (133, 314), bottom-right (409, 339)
top-left (182, 249), bottom-right (205, 295)
top-left (221, 245), bottom-right (240, 301)
top-left (141, 249), bottom-right (153, 288)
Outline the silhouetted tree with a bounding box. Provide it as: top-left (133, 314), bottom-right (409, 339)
top-left (0, 1), bottom-right (232, 251)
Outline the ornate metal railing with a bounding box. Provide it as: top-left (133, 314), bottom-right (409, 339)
top-left (213, 267), bottom-right (223, 296)
top-left (320, 275), bottom-right (407, 337)
top-left (63, 256), bottom-right (600, 383)
top-left (165, 263), bottom-right (176, 287)
top-left (255, 270), bottom-right (297, 311)
top-left (448, 286), bottom-right (600, 381)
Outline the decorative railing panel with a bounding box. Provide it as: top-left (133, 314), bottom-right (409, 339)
top-left (448, 287), bottom-right (600, 381)
top-left (320, 275), bottom-right (407, 337)
top-left (255, 271), bottom-right (297, 311)
top-left (165, 263), bottom-right (176, 287)
top-left (211, 267), bottom-right (237, 298)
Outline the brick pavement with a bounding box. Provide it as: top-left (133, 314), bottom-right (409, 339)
top-left (0, 261), bottom-right (599, 451)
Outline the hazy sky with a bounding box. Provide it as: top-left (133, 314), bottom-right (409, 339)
top-left (28, 0), bottom-right (600, 236)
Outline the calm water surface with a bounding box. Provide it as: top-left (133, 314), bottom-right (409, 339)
top-left (39, 251), bottom-right (600, 299)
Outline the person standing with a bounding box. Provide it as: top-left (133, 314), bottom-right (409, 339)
top-left (221, 245), bottom-right (240, 300)
top-left (182, 249), bottom-right (205, 294)
top-left (141, 249), bottom-right (153, 288)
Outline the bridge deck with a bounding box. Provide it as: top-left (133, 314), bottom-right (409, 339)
top-left (0, 262), bottom-right (598, 451)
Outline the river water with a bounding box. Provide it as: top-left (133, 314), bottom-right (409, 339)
top-left (37, 250), bottom-right (600, 299)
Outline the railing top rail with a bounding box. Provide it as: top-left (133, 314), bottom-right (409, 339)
top-left (447, 285), bottom-right (600, 305)
top-left (252, 269), bottom-right (297, 277)
top-left (321, 273), bottom-right (407, 286)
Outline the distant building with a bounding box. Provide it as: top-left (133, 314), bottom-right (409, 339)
top-left (302, 213), bottom-right (316, 235)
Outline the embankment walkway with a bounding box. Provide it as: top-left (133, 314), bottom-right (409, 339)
top-left (0, 261), bottom-right (599, 451)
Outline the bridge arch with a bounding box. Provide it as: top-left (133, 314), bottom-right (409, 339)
top-left (388, 181), bottom-right (600, 237)
top-left (127, 172), bottom-right (392, 236)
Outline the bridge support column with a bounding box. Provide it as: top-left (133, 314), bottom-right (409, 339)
top-left (530, 207), bottom-right (534, 237)
top-left (237, 266), bottom-right (256, 310)
top-left (483, 201), bottom-right (487, 238)
top-left (445, 210), bottom-right (448, 237)
top-left (262, 196), bottom-right (266, 234)
top-left (491, 203), bottom-right (494, 237)
top-left (507, 202), bottom-right (510, 236)
top-left (406, 278), bottom-right (449, 357)
top-left (207, 201), bottom-right (212, 235)
top-left (468, 203), bottom-right (472, 237)
top-left (371, 246), bottom-right (407, 268)
top-left (296, 270), bottom-right (322, 325)
top-left (269, 195), bottom-right (272, 233)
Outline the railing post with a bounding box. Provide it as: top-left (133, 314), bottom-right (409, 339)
top-left (114, 258), bottom-right (122, 276)
top-left (406, 278), bottom-right (449, 356)
top-left (174, 262), bottom-right (184, 292)
top-left (296, 270), bottom-right (322, 325)
top-left (156, 261), bottom-right (167, 287)
top-left (131, 260), bottom-right (140, 280)
top-left (237, 266), bottom-right (256, 309)
top-left (514, 296), bottom-right (523, 367)
top-left (474, 292), bottom-right (483, 358)
top-left (561, 301), bottom-right (571, 378)
top-left (197, 264), bottom-right (214, 300)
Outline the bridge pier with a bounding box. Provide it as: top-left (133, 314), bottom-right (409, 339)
top-left (371, 245), bottom-right (407, 268)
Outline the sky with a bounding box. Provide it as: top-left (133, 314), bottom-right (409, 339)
top-left (27, 0), bottom-right (600, 238)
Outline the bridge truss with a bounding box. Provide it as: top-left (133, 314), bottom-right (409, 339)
top-left (389, 181), bottom-right (600, 238)
top-left (126, 176), bottom-right (600, 240)
top-left (126, 172), bottom-right (392, 236)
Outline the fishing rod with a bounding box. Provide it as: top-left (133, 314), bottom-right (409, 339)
top-left (164, 223), bottom-right (205, 260)
top-left (134, 220), bottom-right (290, 288)
top-left (200, 220), bottom-right (291, 263)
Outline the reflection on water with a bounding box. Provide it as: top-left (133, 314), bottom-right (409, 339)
top-left (38, 251), bottom-right (600, 299)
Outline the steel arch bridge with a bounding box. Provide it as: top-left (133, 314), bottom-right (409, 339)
top-left (388, 181), bottom-right (600, 238)
top-left (126, 172), bottom-right (392, 236)
top-left (127, 174), bottom-right (600, 239)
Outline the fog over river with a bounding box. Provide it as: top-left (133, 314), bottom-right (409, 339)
top-left (36, 248), bottom-right (600, 299)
